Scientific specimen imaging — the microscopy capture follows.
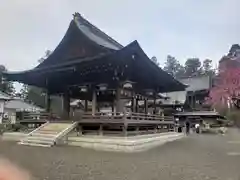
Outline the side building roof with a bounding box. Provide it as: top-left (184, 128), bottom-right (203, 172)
top-left (0, 91), bottom-right (11, 100)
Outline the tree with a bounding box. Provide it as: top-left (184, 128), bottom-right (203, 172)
top-left (0, 65), bottom-right (15, 95)
top-left (151, 56), bottom-right (159, 66)
top-left (202, 59), bottom-right (215, 75)
top-left (175, 64), bottom-right (185, 77)
top-left (23, 50), bottom-right (52, 107)
top-left (26, 86), bottom-right (47, 108)
top-left (207, 67), bottom-right (240, 109)
top-left (163, 55), bottom-right (185, 77)
top-left (228, 44), bottom-right (240, 58)
top-left (184, 58), bottom-right (202, 77)
top-left (19, 84), bottom-right (29, 99)
top-left (38, 50), bottom-right (52, 63)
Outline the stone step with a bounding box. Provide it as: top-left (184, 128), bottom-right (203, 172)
top-left (41, 123), bottom-right (72, 131)
top-left (24, 136), bottom-right (55, 142)
top-left (31, 132), bottom-right (57, 137)
top-left (34, 130), bottom-right (60, 134)
top-left (18, 142), bottom-right (52, 147)
top-left (19, 122), bottom-right (77, 147)
top-left (22, 138), bottom-right (55, 146)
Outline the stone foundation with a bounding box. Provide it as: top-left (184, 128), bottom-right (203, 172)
top-left (1, 132), bottom-right (27, 141)
top-left (1, 132), bottom-right (184, 152)
top-left (67, 132), bottom-right (184, 152)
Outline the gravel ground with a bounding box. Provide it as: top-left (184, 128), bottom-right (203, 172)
top-left (1, 130), bottom-right (240, 180)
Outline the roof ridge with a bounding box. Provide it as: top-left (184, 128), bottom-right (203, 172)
top-left (73, 12), bottom-right (123, 49)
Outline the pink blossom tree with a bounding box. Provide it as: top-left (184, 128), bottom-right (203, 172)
top-left (207, 67), bottom-right (240, 109)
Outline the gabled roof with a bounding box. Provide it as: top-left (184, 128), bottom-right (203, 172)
top-left (0, 91), bottom-right (11, 100)
top-left (73, 12), bottom-right (123, 50)
top-left (36, 13), bottom-right (123, 69)
top-left (3, 13), bottom-right (186, 96)
top-left (5, 98), bottom-right (44, 112)
top-left (178, 75), bottom-right (211, 91)
top-left (4, 41), bottom-right (186, 93)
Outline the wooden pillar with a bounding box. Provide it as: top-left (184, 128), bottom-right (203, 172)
top-left (46, 91), bottom-right (51, 113)
top-left (111, 102), bottom-right (114, 114)
top-left (135, 99), bottom-right (138, 113)
top-left (131, 97), bottom-right (136, 112)
top-left (116, 87), bottom-right (121, 113)
top-left (45, 78), bottom-right (51, 113)
top-left (154, 126), bottom-right (158, 133)
top-left (84, 100), bottom-right (88, 112)
top-left (77, 125), bottom-right (82, 136)
top-left (92, 89), bottom-right (97, 115)
top-left (136, 126), bottom-right (140, 135)
top-left (122, 125), bottom-right (128, 136)
top-left (62, 91), bottom-right (70, 119)
top-left (99, 124), bottom-right (103, 136)
top-left (144, 98), bottom-right (148, 114)
top-left (153, 98), bottom-right (156, 114)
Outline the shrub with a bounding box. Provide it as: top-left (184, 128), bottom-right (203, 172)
top-left (226, 110), bottom-right (240, 127)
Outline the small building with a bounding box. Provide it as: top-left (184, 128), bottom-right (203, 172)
top-left (0, 91), bottom-right (11, 123)
top-left (0, 91), bottom-right (44, 124)
top-left (161, 75), bottom-right (213, 111)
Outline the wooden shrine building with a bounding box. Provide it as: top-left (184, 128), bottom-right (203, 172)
top-left (3, 13), bottom-right (186, 134)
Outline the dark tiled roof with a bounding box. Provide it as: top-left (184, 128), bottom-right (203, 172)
top-left (73, 13), bottom-right (123, 50)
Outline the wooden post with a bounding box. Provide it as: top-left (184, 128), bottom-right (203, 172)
top-left (111, 102), bottom-right (114, 114)
top-left (132, 97), bottom-right (136, 113)
top-left (45, 78), bottom-right (51, 113)
top-left (116, 87), bottom-right (121, 113)
top-left (99, 124), bottom-right (103, 136)
top-left (122, 125), bottom-right (128, 136)
top-left (77, 125), bottom-right (82, 136)
top-left (144, 98), bottom-right (148, 114)
top-left (45, 91), bottom-right (51, 113)
top-left (135, 99), bottom-right (138, 113)
top-left (84, 100), bottom-right (88, 112)
top-left (62, 91), bottom-right (70, 119)
top-left (153, 98), bottom-right (156, 114)
top-left (92, 89), bottom-right (97, 115)
top-left (136, 126), bottom-right (140, 135)
top-left (154, 126), bottom-right (158, 133)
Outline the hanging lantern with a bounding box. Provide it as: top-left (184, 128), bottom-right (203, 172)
top-left (79, 85), bottom-right (88, 92)
top-left (144, 89), bottom-right (154, 96)
top-left (97, 84), bottom-right (108, 91)
top-left (122, 80), bottom-right (135, 89)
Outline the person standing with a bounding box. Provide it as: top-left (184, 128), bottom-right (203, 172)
top-left (186, 121), bottom-right (190, 135)
top-left (195, 123), bottom-right (200, 133)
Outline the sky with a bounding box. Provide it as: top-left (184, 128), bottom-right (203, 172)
top-left (0, 0), bottom-right (239, 72)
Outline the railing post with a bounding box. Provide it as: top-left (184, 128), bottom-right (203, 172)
top-left (136, 126), bottom-right (140, 135)
top-left (123, 112), bottom-right (128, 136)
top-left (99, 124), bottom-right (103, 136)
top-left (77, 125), bottom-right (82, 136)
top-left (154, 125), bottom-right (158, 134)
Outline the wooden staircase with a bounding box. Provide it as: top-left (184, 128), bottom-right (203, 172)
top-left (19, 122), bottom-right (77, 147)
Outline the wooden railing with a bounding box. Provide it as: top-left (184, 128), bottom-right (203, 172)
top-left (21, 112), bottom-right (60, 122)
top-left (125, 112), bottom-right (173, 122)
top-left (80, 112), bottom-right (174, 124)
top-left (80, 112), bottom-right (124, 122)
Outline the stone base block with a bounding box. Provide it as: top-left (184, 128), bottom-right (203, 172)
top-left (67, 132), bottom-right (184, 152)
top-left (1, 132), bottom-right (27, 141)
